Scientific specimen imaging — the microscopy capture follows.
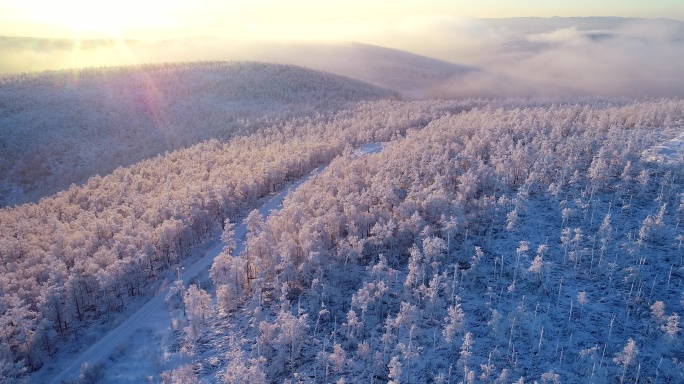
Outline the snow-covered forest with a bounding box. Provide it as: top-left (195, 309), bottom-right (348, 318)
top-left (173, 99), bottom-right (684, 383)
top-left (1, 60), bottom-right (683, 383)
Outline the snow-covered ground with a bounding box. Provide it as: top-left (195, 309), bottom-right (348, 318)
top-left (44, 143), bottom-right (384, 384)
top-left (353, 142), bottom-right (385, 157)
top-left (644, 131), bottom-right (684, 164)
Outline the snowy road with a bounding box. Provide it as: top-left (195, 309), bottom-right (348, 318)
top-left (49, 143), bottom-right (384, 383)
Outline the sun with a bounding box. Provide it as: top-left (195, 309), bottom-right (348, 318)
top-left (29, 0), bottom-right (177, 39)
top-left (60, 4), bottom-right (126, 36)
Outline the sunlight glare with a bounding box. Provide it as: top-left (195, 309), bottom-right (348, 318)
top-left (35, 0), bottom-right (178, 38)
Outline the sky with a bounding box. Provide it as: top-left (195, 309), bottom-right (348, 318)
top-left (1, 0), bottom-right (683, 40)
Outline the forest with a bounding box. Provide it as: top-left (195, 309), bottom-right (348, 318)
top-left (0, 62), bottom-right (683, 383)
top-left (183, 99), bottom-right (684, 383)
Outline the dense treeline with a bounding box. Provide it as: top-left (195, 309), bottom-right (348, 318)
top-left (198, 99), bottom-right (684, 383)
top-left (0, 98), bottom-right (478, 380)
top-left (0, 61), bottom-right (395, 207)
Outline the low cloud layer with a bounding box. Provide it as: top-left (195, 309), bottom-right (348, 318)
top-left (366, 16), bottom-right (684, 98)
top-left (1, 17), bottom-right (683, 98)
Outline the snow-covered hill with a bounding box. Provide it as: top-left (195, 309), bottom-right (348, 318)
top-left (0, 61), bottom-right (394, 207)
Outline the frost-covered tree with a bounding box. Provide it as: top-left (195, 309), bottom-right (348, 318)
top-left (540, 369), bottom-right (561, 384)
top-left (258, 301), bottom-right (309, 374)
top-left (458, 332), bottom-right (474, 377)
top-left (161, 364), bottom-right (200, 384)
top-left (650, 301), bottom-right (666, 321)
top-left (614, 338), bottom-right (638, 383)
top-left (443, 297), bottom-right (465, 345)
top-left (404, 245), bottom-right (424, 296)
top-left (219, 337), bottom-right (267, 384)
top-left (387, 355), bottom-right (402, 384)
top-left (330, 343), bottom-right (347, 373)
top-left (165, 279), bottom-right (186, 315)
top-left (183, 285), bottom-right (211, 343)
top-left (661, 313), bottom-right (681, 339)
top-left (422, 236), bottom-right (447, 277)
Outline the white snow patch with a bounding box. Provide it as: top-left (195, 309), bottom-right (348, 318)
top-left (644, 129), bottom-right (684, 164)
top-left (353, 142), bottom-right (385, 157)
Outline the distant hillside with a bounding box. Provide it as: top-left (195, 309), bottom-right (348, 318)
top-left (0, 61), bottom-right (394, 207)
top-left (0, 36), bottom-right (142, 51)
top-left (0, 37), bottom-right (479, 99)
top-left (0, 36), bottom-right (147, 73)
top-left (0, 37), bottom-right (474, 96)
top-left (227, 42), bottom-right (476, 99)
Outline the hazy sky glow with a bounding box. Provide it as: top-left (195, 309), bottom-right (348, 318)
top-left (1, 0), bottom-right (682, 40)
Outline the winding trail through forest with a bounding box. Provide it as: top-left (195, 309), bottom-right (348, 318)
top-left (50, 142), bottom-right (384, 384)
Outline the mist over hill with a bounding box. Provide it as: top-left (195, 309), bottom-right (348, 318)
top-left (2, 17), bottom-right (683, 98)
top-left (0, 38), bottom-right (475, 99)
top-left (218, 42), bottom-right (477, 99)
